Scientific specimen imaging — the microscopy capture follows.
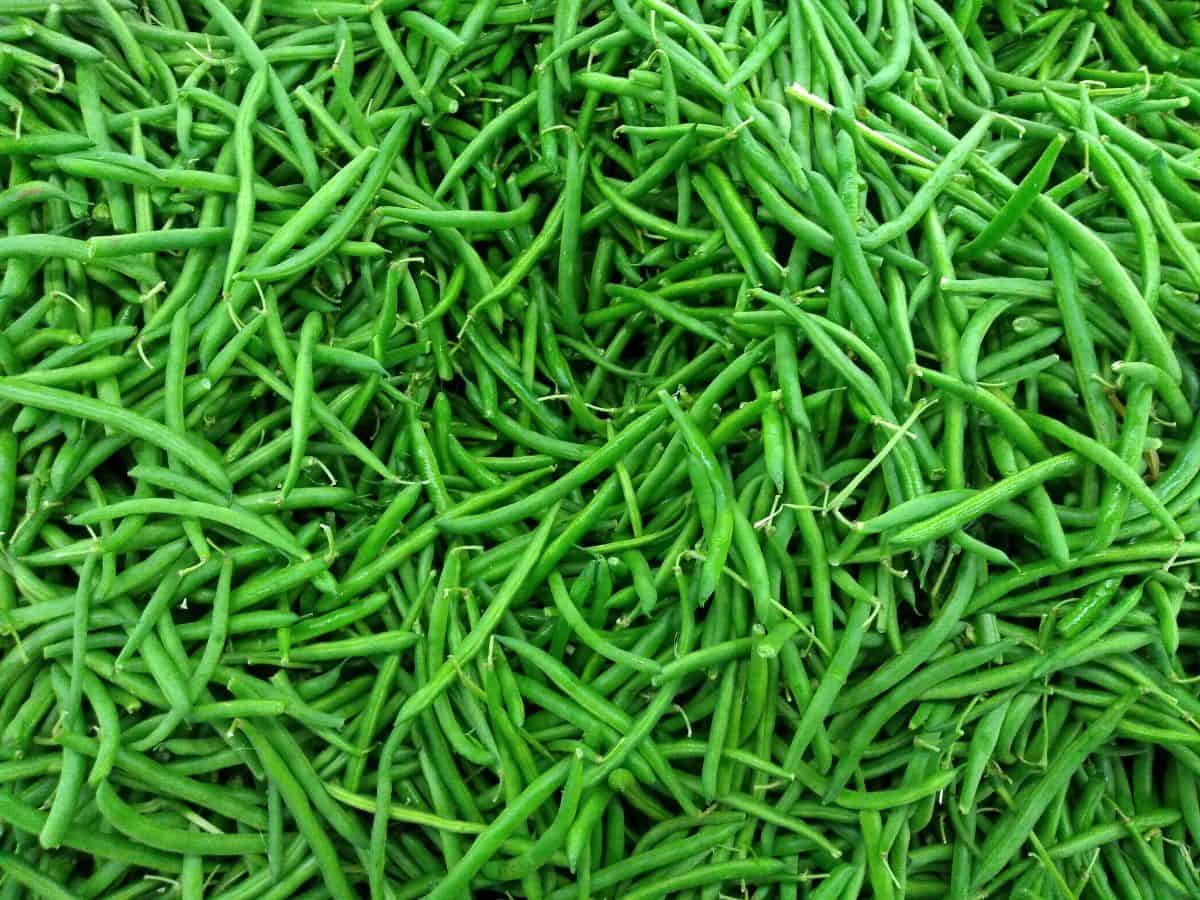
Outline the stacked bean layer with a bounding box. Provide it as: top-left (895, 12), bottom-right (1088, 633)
top-left (1, 1), bottom-right (1200, 897)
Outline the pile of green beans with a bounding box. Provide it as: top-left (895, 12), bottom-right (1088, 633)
top-left (2, 0), bottom-right (1200, 897)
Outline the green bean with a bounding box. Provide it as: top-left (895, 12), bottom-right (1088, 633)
top-left (428, 756), bottom-right (573, 900)
top-left (398, 505), bottom-right (558, 723)
top-left (866, 0), bottom-right (913, 92)
top-left (864, 115), bottom-right (994, 250)
top-left (465, 195), bottom-right (567, 322)
top-left (720, 791), bottom-right (841, 858)
top-left (888, 453), bottom-right (1081, 548)
top-left (658, 389), bottom-right (734, 601)
top-left (38, 705), bottom-right (86, 850)
top-left (1021, 411), bottom-right (1183, 539)
top-left (59, 732), bottom-right (266, 828)
top-left (72, 499), bottom-right (310, 561)
top-left (1038, 197), bottom-right (1179, 382)
top-left (379, 195), bottom-right (538, 231)
top-left (971, 690), bottom-right (1142, 891)
top-left (824, 641), bottom-right (1014, 800)
top-left (440, 407), bottom-right (666, 534)
top-left (834, 767), bottom-right (959, 810)
top-left (279, 630), bottom-right (419, 661)
top-left (960, 134), bottom-right (1066, 261)
top-left (242, 119), bottom-right (413, 285)
top-left (240, 722), bottom-right (354, 900)
top-left (0, 382), bottom-right (229, 492)
top-left (0, 851), bottom-right (79, 900)
top-left (621, 858), bottom-right (794, 900)
top-left (1115, 360), bottom-right (1193, 429)
top-left (224, 70), bottom-right (270, 294)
